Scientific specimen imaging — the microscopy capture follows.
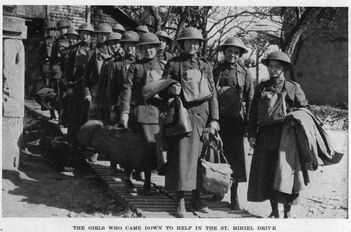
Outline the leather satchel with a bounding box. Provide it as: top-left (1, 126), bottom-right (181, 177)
top-left (198, 127), bottom-right (233, 195)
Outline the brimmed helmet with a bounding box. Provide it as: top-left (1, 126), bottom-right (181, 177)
top-left (135, 25), bottom-right (149, 34)
top-left (112, 23), bottom-right (125, 33)
top-left (219, 37), bottom-right (248, 54)
top-left (155, 30), bottom-right (172, 44)
top-left (76, 23), bottom-right (95, 33)
top-left (106, 32), bottom-right (122, 43)
top-left (56, 19), bottom-right (71, 28)
top-left (137, 33), bottom-right (161, 46)
top-left (64, 28), bottom-right (79, 37)
top-left (43, 21), bottom-right (56, 30)
top-left (120, 31), bottom-right (140, 43)
top-left (175, 27), bottom-right (205, 42)
top-left (94, 23), bottom-right (112, 34)
top-left (261, 51), bottom-right (294, 69)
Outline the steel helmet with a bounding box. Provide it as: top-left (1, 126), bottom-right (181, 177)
top-left (56, 19), bottom-right (71, 28)
top-left (64, 28), bottom-right (79, 37)
top-left (261, 51), bottom-right (294, 69)
top-left (43, 21), bottom-right (56, 30)
top-left (155, 30), bottom-right (172, 44)
top-left (120, 31), bottom-right (140, 43)
top-left (219, 37), bottom-right (248, 54)
top-left (76, 23), bottom-right (95, 33)
top-left (106, 32), bottom-right (122, 43)
top-left (94, 23), bottom-right (113, 33)
top-left (175, 27), bottom-right (205, 42)
top-left (112, 23), bottom-right (125, 33)
top-left (137, 33), bottom-right (161, 46)
top-left (135, 25), bottom-right (149, 33)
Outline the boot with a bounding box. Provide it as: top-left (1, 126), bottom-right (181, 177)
top-left (175, 191), bottom-right (186, 218)
top-left (191, 190), bottom-right (209, 213)
top-left (268, 199), bottom-right (279, 218)
top-left (284, 204), bottom-right (292, 218)
top-left (230, 182), bottom-right (240, 210)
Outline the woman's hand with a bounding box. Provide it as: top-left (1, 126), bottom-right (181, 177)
top-left (169, 83), bottom-right (181, 95)
top-left (248, 137), bottom-right (256, 149)
top-left (110, 111), bottom-right (117, 123)
top-left (67, 88), bottom-right (74, 96)
top-left (119, 113), bottom-right (129, 128)
top-left (84, 95), bottom-right (92, 102)
top-left (208, 120), bottom-right (219, 131)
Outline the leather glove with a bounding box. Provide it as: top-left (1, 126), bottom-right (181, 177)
top-left (119, 113), bottom-right (129, 128)
top-left (208, 120), bottom-right (219, 131)
top-left (248, 137), bottom-right (256, 149)
top-left (169, 83), bottom-right (181, 95)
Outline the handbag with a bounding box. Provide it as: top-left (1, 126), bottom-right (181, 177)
top-left (198, 127), bottom-right (233, 195)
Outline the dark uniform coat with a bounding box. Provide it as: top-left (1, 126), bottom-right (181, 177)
top-left (107, 54), bottom-right (137, 116)
top-left (247, 76), bottom-right (308, 204)
top-left (65, 41), bottom-right (93, 144)
top-left (161, 53), bottom-right (219, 191)
top-left (213, 61), bottom-right (254, 182)
top-left (50, 35), bottom-right (69, 80)
top-left (157, 50), bottom-right (174, 63)
top-left (38, 37), bottom-right (55, 85)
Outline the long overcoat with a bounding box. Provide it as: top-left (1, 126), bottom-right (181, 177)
top-left (247, 76), bottom-right (308, 204)
top-left (160, 53), bottom-right (219, 191)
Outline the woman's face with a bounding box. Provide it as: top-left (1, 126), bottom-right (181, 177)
top-left (108, 40), bottom-right (121, 53)
top-left (67, 35), bottom-right (78, 46)
top-left (79, 31), bottom-right (91, 43)
top-left (123, 42), bottom-right (137, 55)
top-left (45, 29), bottom-right (56, 37)
top-left (159, 37), bottom-right (167, 50)
top-left (97, 32), bottom-right (109, 43)
top-left (141, 44), bottom-right (158, 59)
top-left (224, 46), bottom-right (241, 63)
top-left (268, 60), bottom-right (285, 78)
top-left (59, 27), bottom-right (69, 36)
top-left (184, 40), bottom-right (200, 55)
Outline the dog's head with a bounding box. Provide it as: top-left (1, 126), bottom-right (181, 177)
top-left (77, 120), bottom-right (104, 147)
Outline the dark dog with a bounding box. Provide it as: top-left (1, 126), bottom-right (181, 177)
top-left (78, 120), bottom-right (157, 195)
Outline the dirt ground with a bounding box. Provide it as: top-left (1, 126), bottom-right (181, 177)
top-left (2, 109), bottom-right (349, 219)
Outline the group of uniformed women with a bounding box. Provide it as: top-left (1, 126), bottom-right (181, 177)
top-left (49, 20), bottom-right (307, 218)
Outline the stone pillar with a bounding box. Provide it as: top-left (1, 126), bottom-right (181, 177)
top-left (2, 16), bottom-right (27, 170)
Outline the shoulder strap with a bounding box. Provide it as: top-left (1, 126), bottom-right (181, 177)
top-left (215, 64), bottom-right (224, 89)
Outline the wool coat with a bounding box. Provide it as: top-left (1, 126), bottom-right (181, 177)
top-left (161, 53), bottom-right (219, 191)
top-left (247, 76), bottom-right (308, 204)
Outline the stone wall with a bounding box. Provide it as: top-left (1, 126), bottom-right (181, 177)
top-left (294, 8), bottom-right (348, 106)
top-left (3, 16), bottom-right (27, 170)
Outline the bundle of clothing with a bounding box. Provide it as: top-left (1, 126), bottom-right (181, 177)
top-left (274, 108), bottom-right (344, 194)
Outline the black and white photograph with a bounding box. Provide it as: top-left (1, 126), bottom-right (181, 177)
top-left (1, 2), bottom-right (349, 231)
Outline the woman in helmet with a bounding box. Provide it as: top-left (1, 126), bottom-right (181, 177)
top-left (247, 51), bottom-right (308, 218)
top-left (65, 23), bottom-right (95, 145)
top-left (108, 31), bottom-right (140, 126)
top-left (160, 27), bottom-right (219, 217)
top-left (83, 23), bottom-right (113, 122)
top-left (155, 30), bottom-right (174, 62)
top-left (119, 32), bottom-right (164, 195)
top-left (212, 37), bottom-right (254, 210)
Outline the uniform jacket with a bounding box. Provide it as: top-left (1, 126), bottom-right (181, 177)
top-left (50, 35), bottom-right (69, 67)
top-left (107, 54), bottom-right (137, 112)
top-left (38, 37), bottom-right (55, 74)
top-left (83, 43), bottom-right (112, 98)
top-left (120, 56), bottom-right (164, 113)
top-left (157, 50), bottom-right (174, 63)
top-left (213, 61), bottom-right (254, 121)
top-left (161, 53), bottom-right (219, 121)
top-left (66, 41), bottom-right (94, 89)
top-left (248, 77), bottom-right (309, 139)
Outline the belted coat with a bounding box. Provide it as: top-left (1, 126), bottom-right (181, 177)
top-left (160, 53), bottom-right (219, 191)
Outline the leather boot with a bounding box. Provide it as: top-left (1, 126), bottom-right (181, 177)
top-left (175, 191), bottom-right (186, 218)
top-left (191, 190), bottom-right (209, 213)
top-left (268, 199), bottom-right (279, 218)
top-left (284, 204), bottom-right (292, 218)
top-left (230, 182), bottom-right (240, 210)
